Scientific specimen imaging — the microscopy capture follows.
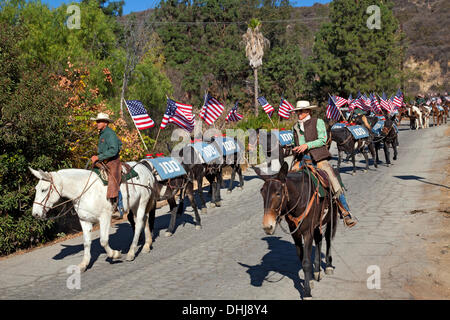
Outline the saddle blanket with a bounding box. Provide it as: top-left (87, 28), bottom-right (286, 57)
top-left (437, 106), bottom-right (444, 112)
top-left (212, 136), bottom-right (240, 156)
top-left (372, 121), bottom-right (398, 136)
top-left (273, 130), bottom-right (294, 146)
top-left (191, 142), bottom-right (221, 163)
top-left (94, 165), bottom-right (139, 186)
top-left (346, 125), bottom-right (369, 139)
top-left (141, 157), bottom-right (186, 181)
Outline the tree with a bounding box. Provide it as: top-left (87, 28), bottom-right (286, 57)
top-left (242, 18), bottom-right (270, 116)
top-left (312, 0), bottom-right (405, 102)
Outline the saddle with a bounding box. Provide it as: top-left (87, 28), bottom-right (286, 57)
top-left (289, 161), bottom-right (330, 198)
top-left (94, 163), bottom-right (138, 186)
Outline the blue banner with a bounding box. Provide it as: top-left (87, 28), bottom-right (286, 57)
top-left (143, 157), bottom-right (186, 180)
top-left (192, 142), bottom-right (221, 163)
top-left (212, 137), bottom-right (240, 156)
top-left (347, 125), bottom-right (369, 139)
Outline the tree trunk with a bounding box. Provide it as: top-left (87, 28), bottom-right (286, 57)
top-left (254, 67), bottom-right (259, 116)
top-left (120, 72), bottom-right (128, 118)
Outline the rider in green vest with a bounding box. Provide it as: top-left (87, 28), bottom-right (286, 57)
top-left (291, 101), bottom-right (357, 228)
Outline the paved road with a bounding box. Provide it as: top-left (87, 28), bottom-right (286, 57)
top-left (0, 122), bottom-right (448, 300)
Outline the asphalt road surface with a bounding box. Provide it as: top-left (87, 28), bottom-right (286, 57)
top-left (0, 122), bottom-right (448, 300)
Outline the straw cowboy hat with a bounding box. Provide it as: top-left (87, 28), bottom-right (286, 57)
top-left (289, 100), bottom-right (318, 112)
top-left (90, 112), bottom-right (112, 122)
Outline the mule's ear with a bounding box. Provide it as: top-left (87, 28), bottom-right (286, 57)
top-left (277, 162), bottom-right (289, 182)
top-left (29, 167), bottom-right (42, 179)
top-left (38, 169), bottom-right (52, 180)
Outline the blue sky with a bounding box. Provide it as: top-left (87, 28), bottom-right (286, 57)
top-left (42, 0), bottom-right (331, 15)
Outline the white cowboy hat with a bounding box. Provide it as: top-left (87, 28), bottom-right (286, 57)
top-left (90, 112), bottom-right (112, 122)
top-left (289, 100), bottom-right (318, 112)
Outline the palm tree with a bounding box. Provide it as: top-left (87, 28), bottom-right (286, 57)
top-left (242, 18), bottom-right (270, 116)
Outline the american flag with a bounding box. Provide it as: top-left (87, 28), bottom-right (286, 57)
top-left (370, 93), bottom-right (382, 114)
top-left (326, 96), bottom-right (341, 120)
top-left (160, 98), bottom-right (195, 132)
top-left (334, 96), bottom-right (347, 108)
top-left (125, 100), bottom-right (155, 130)
top-left (379, 92), bottom-right (394, 113)
top-left (257, 96), bottom-right (275, 117)
top-left (347, 94), bottom-right (356, 111)
top-left (225, 101), bottom-right (243, 122)
top-left (392, 89), bottom-right (403, 109)
top-left (278, 97), bottom-right (294, 119)
top-left (200, 94), bottom-right (225, 125)
top-left (358, 92), bottom-right (371, 111)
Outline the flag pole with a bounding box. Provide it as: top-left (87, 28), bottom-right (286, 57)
top-left (123, 98), bottom-right (149, 151)
top-left (152, 95), bottom-right (169, 152)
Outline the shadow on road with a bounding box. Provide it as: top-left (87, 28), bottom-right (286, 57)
top-left (238, 236), bottom-right (324, 300)
top-left (394, 175), bottom-right (449, 189)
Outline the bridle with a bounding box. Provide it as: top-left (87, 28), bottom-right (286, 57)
top-left (33, 175), bottom-right (63, 215)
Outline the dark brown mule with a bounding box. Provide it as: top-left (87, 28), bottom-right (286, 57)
top-left (253, 162), bottom-right (338, 299)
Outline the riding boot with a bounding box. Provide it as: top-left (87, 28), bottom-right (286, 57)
top-left (337, 193), bottom-right (357, 228)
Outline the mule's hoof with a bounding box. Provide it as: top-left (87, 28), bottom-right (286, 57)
top-left (239, 187), bottom-right (244, 190)
top-left (195, 225), bottom-right (202, 230)
top-left (363, 169), bottom-right (367, 173)
top-left (201, 208), bottom-right (207, 214)
top-left (142, 245), bottom-right (151, 253)
top-left (314, 272), bottom-right (323, 281)
top-left (303, 296), bottom-right (313, 301)
top-left (78, 264), bottom-right (87, 273)
top-left (165, 231), bottom-right (173, 237)
top-left (325, 267), bottom-right (334, 275)
top-left (215, 201), bottom-right (221, 207)
top-left (112, 250), bottom-right (121, 260)
top-left (351, 172), bottom-right (356, 176)
top-left (386, 164), bottom-right (390, 167)
top-left (126, 253), bottom-right (135, 261)
top-left (209, 203), bottom-right (216, 208)
top-left (227, 190), bottom-right (232, 194)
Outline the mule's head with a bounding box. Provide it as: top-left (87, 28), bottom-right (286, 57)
top-left (29, 168), bottom-right (61, 219)
top-left (254, 162), bottom-right (289, 235)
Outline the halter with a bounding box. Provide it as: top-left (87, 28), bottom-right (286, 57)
top-left (33, 175), bottom-right (63, 215)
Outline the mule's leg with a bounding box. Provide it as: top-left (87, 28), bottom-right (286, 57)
top-left (227, 165), bottom-right (237, 194)
top-left (215, 177), bottom-right (222, 207)
top-left (384, 142), bottom-right (391, 166)
top-left (302, 234), bottom-right (314, 299)
top-left (393, 140), bottom-right (398, 161)
top-left (78, 220), bottom-right (93, 272)
top-left (99, 214), bottom-right (121, 261)
top-left (337, 150), bottom-right (342, 172)
top-left (313, 228), bottom-right (323, 281)
top-left (238, 165), bottom-right (244, 189)
top-left (126, 200), bottom-right (148, 261)
top-left (196, 175), bottom-right (207, 214)
top-left (186, 182), bottom-right (202, 230)
top-left (351, 154), bottom-right (356, 175)
top-left (362, 149), bottom-right (369, 172)
top-left (165, 196), bottom-right (179, 237)
top-left (325, 220), bottom-right (334, 275)
top-left (127, 211), bottom-right (135, 233)
top-left (369, 143), bottom-right (377, 168)
top-left (142, 200), bottom-right (155, 253)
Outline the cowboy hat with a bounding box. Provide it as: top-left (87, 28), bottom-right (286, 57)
top-left (90, 112), bottom-right (112, 122)
top-left (289, 100), bottom-right (318, 112)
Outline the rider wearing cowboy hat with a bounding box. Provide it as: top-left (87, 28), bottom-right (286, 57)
top-left (290, 101), bottom-right (357, 228)
top-left (90, 113), bottom-right (123, 216)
